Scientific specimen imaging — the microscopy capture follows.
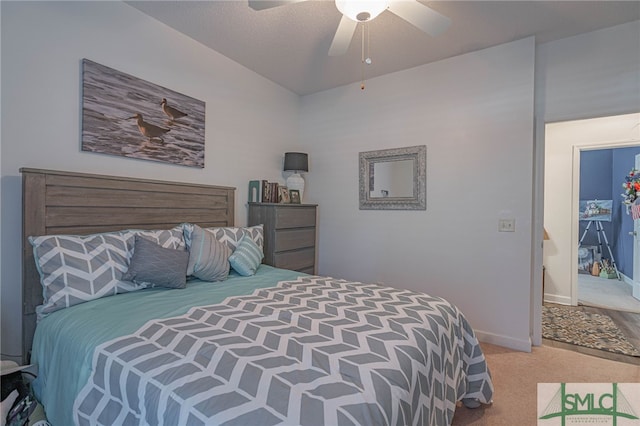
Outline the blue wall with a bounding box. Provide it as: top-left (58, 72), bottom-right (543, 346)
top-left (613, 147), bottom-right (640, 277)
top-left (580, 146), bottom-right (640, 278)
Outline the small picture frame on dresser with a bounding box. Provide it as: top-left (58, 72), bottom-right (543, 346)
top-left (278, 187), bottom-right (290, 204)
top-left (289, 190), bottom-right (301, 204)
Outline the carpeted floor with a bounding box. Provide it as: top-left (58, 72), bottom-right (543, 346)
top-left (451, 343), bottom-right (640, 425)
top-left (542, 304), bottom-right (640, 357)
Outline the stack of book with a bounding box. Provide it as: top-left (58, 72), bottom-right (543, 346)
top-left (248, 180), bottom-right (280, 203)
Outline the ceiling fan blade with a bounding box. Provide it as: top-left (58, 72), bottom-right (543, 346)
top-left (328, 15), bottom-right (358, 56)
top-left (248, 0), bottom-right (306, 11)
top-left (387, 0), bottom-right (451, 37)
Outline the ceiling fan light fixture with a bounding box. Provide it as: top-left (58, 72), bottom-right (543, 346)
top-left (335, 0), bottom-right (390, 22)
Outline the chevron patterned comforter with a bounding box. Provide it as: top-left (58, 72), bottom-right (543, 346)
top-left (74, 276), bottom-right (493, 425)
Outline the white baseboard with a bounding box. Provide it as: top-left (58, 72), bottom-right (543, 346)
top-left (620, 272), bottom-right (633, 288)
top-left (622, 272), bottom-right (640, 300)
top-left (620, 274), bottom-right (638, 297)
top-left (474, 330), bottom-right (532, 352)
top-left (543, 293), bottom-right (571, 305)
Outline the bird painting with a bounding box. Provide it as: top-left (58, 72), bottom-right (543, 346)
top-left (128, 113), bottom-right (170, 142)
top-left (161, 98), bottom-right (187, 120)
top-left (82, 59), bottom-right (205, 167)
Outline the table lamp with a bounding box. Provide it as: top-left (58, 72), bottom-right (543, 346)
top-left (284, 152), bottom-right (308, 201)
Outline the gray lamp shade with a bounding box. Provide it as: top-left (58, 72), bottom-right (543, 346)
top-left (284, 152), bottom-right (308, 172)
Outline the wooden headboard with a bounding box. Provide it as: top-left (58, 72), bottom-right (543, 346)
top-left (21, 168), bottom-right (235, 363)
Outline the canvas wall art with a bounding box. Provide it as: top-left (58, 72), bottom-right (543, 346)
top-left (579, 199), bottom-right (613, 222)
top-left (81, 59), bottom-right (205, 168)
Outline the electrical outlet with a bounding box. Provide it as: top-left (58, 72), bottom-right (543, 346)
top-left (498, 219), bottom-right (515, 232)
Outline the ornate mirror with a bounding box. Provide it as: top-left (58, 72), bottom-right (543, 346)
top-left (359, 145), bottom-right (426, 210)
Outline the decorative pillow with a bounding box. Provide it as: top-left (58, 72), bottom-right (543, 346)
top-left (186, 224), bottom-right (231, 282)
top-left (228, 234), bottom-right (264, 276)
top-left (132, 226), bottom-right (186, 251)
top-left (122, 236), bottom-right (189, 289)
top-left (207, 225), bottom-right (264, 251)
top-left (29, 226), bottom-right (185, 319)
top-left (181, 222), bottom-right (195, 249)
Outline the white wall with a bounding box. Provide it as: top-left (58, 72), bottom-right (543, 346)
top-left (300, 38), bottom-right (536, 351)
top-left (538, 21), bottom-right (640, 124)
top-left (0, 1), bottom-right (300, 362)
top-left (539, 21), bottom-right (640, 305)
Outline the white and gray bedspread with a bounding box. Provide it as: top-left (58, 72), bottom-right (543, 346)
top-left (74, 276), bottom-right (493, 425)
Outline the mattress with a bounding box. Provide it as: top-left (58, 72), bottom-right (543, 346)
top-left (31, 266), bottom-right (493, 425)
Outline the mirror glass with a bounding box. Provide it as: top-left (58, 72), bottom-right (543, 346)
top-left (359, 145), bottom-right (426, 210)
top-left (370, 159), bottom-right (414, 198)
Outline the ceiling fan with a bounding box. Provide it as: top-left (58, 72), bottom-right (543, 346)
top-left (248, 0), bottom-right (451, 56)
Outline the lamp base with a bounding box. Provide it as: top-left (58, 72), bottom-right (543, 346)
top-left (286, 173), bottom-right (305, 201)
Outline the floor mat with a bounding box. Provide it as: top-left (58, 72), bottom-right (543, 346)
top-left (542, 304), bottom-right (640, 357)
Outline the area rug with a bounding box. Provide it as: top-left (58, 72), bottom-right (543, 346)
top-left (542, 304), bottom-right (640, 357)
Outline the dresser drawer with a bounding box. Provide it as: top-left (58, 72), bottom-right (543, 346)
top-left (274, 247), bottom-right (315, 271)
top-left (274, 228), bottom-right (315, 252)
top-left (274, 207), bottom-right (316, 229)
top-left (248, 203), bottom-right (317, 274)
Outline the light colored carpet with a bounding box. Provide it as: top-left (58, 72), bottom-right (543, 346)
top-left (578, 274), bottom-right (640, 313)
top-left (451, 343), bottom-right (640, 425)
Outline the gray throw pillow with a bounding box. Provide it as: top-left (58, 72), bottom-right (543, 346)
top-left (187, 224), bottom-right (231, 281)
top-left (122, 235), bottom-right (189, 289)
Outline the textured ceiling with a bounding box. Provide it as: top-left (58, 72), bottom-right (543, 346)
top-left (127, 1), bottom-right (640, 95)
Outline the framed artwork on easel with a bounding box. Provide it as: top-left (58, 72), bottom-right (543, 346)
top-left (579, 200), bottom-right (612, 222)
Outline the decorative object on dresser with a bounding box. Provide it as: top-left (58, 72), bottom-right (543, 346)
top-left (248, 203), bottom-right (317, 274)
top-left (283, 152), bottom-right (308, 201)
top-left (261, 179), bottom-right (270, 202)
top-left (81, 59), bottom-right (206, 168)
top-left (251, 180), bottom-right (286, 203)
top-left (289, 189), bottom-right (301, 204)
top-left (278, 186), bottom-right (290, 203)
top-left (259, 180), bottom-right (281, 203)
top-left (248, 180), bottom-right (261, 203)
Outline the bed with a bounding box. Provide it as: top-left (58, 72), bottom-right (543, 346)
top-left (21, 168), bottom-right (493, 426)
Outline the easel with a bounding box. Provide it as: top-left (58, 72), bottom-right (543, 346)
top-left (578, 220), bottom-right (620, 280)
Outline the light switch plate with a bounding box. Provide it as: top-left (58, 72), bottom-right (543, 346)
top-left (498, 219), bottom-right (515, 232)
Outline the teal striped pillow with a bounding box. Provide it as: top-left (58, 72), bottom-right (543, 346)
top-left (228, 234), bottom-right (264, 276)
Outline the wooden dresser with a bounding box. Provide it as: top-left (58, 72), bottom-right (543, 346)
top-left (248, 203), bottom-right (317, 274)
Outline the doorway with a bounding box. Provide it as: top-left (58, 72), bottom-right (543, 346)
top-left (543, 112), bottom-right (640, 307)
top-left (576, 147), bottom-right (640, 313)
top-left (543, 113), bottom-right (640, 360)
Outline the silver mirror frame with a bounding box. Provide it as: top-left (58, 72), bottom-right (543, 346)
top-left (359, 145), bottom-right (426, 210)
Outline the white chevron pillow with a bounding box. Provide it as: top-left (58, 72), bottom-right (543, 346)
top-left (29, 226), bottom-right (185, 319)
top-left (206, 225), bottom-right (264, 251)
